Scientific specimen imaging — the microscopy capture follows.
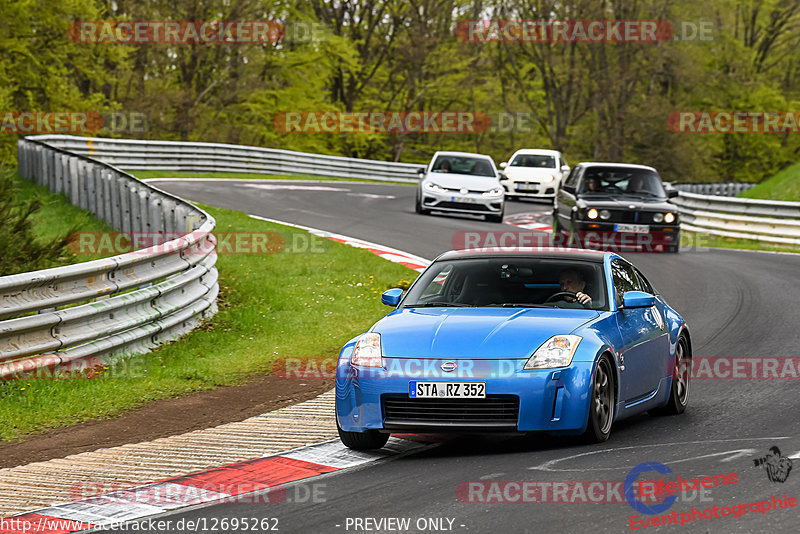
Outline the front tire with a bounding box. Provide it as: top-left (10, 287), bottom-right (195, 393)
top-left (583, 354), bottom-right (615, 443)
top-left (337, 422), bottom-right (389, 450)
top-left (651, 335), bottom-right (690, 415)
top-left (415, 191), bottom-right (430, 215)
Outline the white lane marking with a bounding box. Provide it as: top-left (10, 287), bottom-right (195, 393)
top-left (248, 214), bottom-right (431, 269)
top-left (243, 183), bottom-right (350, 191)
top-left (278, 437), bottom-right (423, 469)
top-left (788, 451), bottom-right (800, 459)
top-left (529, 437), bottom-right (793, 472)
top-left (719, 449), bottom-right (758, 462)
top-left (347, 192), bottom-right (397, 199)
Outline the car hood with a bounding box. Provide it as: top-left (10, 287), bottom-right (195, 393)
top-left (577, 196), bottom-right (673, 210)
top-left (503, 167), bottom-right (559, 179)
top-left (373, 307), bottom-right (599, 359)
top-left (425, 173), bottom-right (500, 190)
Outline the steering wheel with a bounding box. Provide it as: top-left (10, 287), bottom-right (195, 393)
top-left (544, 291), bottom-right (578, 303)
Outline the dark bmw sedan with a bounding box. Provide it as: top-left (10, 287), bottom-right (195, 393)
top-left (553, 163), bottom-right (680, 253)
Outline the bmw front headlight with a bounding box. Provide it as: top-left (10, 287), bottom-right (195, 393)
top-left (352, 332), bottom-right (383, 367)
top-left (424, 182), bottom-right (445, 193)
top-left (664, 212), bottom-right (676, 224)
top-left (483, 187), bottom-right (504, 197)
top-left (524, 335), bottom-right (582, 369)
top-left (652, 213), bottom-right (664, 223)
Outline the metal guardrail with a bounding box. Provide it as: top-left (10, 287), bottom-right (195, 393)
top-left (672, 192), bottom-right (800, 246)
top-left (0, 138), bottom-right (219, 380)
top-left (672, 182), bottom-right (756, 196)
top-left (29, 135), bottom-right (423, 183)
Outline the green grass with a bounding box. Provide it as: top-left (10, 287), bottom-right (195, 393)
top-left (129, 170), bottom-right (415, 186)
top-left (0, 204), bottom-right (416, 441)
top-left (681, 230), bottom-right (800, 254)
top-left (740, 161), bottom-right (800, 202)
top-left (12, 172), bottom-right (115, 265)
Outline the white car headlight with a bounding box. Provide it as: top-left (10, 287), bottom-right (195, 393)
top-left (664, 212), bottom-right (676, 224)
top-left (424, 182), bottom-right (444, 193)
top-left (542, 175), bottom-right (556, 183)
top-left (524, 335), bottom-right (582, 369)
top-left (652, 213), bottom-right (664, 223)
top-left (352, 332), bottom-right (383, 367)
top-left (483, 187), bottom-right (504, 197)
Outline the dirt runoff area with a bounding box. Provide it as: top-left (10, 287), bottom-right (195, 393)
top-left (0, 375), bottom-right (333, 469)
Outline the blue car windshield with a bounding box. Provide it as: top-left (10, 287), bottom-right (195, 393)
top-left (401, 258), bottom-right (608, 310)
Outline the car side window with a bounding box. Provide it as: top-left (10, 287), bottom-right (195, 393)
top-left (611, 259), bottom-right (642, 307)
top-left (633, 266), bottom-right (656, 295)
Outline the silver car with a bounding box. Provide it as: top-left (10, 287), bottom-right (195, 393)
top-left (415, 151), bottom-right (505, 223)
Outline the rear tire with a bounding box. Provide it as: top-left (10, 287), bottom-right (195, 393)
top-left (337, 422), bottom-right (389, 450)
top-left (582, 354), bottom-right (615, 443)
top-left (651, 335), bottom-right (690, 415)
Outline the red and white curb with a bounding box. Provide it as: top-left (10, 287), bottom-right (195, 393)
top-left (503, 212), bottom-right (553, 232)
top-left (3, 437), bottom-right (434, 533)
top-left (248, 215), bottom-right (431, 272)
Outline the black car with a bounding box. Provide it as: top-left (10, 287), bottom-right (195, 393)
top-left (553, 163), bottom-right (680, 252)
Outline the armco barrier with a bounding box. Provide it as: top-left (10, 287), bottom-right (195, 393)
top-left (0, 138), bottom-right (218, 380)
top-left (672, 182), bottom-right (755, 196)
top-left (671, 192), bottom-right (800, 246)
top-left (28, 135), bottom-right (423, 183)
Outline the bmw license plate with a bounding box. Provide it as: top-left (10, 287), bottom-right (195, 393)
top-left (409, 381), bottom-right (486, 398)
top-left (614, 223), bottom-right (649, 233)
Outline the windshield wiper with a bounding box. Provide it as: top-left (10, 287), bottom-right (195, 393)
top-left (405, 301), bottom-right (473, 308)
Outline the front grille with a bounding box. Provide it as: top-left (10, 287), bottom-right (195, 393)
top-left (432, 201), bottom-right (489, 212)
top-left (382, 394), bottom-right (519, 430)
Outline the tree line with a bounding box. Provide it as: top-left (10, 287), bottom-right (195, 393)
top-left (1, 0), bottom-right (799, 183)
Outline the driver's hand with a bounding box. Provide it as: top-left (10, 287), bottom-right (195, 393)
top-left (575, 292), bottom-right (592, 305)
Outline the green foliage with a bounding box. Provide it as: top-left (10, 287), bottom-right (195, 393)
top-left (1, 0), bottom-right (798, 179)
top-left (0, 169), bottom-right (68, 274)
top-left (740, 160), bottom-right (800, 201)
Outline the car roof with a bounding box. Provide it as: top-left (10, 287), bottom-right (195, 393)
top-left (433, 151), bottom-right (495, 160)
top-left (435, 247), bottom-right (609, 263)
top-left (510, 149), bottom-right (562, 157)
top-left (576, 162), bottom-right (658, 172)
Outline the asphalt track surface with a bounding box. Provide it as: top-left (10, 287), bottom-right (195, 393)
top-left (123, 179), bottom-right (800, 534)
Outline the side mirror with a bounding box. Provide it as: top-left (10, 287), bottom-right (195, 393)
top-left (561, 165), bottom-right (570, 173)
top-left (381, 288), bottom-right (404, 307)
top-left (622, 291), bottom-right (655, 309)
top-left (417, 167), bottom-right (426, 175)
top-left (499, 162), bottom-right (507, 169)
top-left (667, 189), bottom-right (679, 199)
top-left (562, 184), bottom-right (575, 194)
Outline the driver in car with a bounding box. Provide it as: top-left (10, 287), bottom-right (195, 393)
top-left (552, 268), bottom-right (592, 308)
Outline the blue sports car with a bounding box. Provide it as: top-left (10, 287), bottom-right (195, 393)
top-left (335, 248), bottom-right (691, 450)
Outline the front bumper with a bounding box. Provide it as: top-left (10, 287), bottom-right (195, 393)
top-left (421, 189), bottom-right (503, 215)
top-left (335, 357), bottom-right (594, 434)
top-left (564, 222), bottom-right (680, 251)
top-left (501, 179), bottom-right (557, 198)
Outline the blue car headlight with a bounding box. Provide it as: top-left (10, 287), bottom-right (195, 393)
top-left (352, 332), bottom-right (383, 367)
top-left (524, 335), bottom-right (582, 369)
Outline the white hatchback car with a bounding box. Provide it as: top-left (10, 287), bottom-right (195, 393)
top-left (415, 151), bottom-right (505, 223)
top-left (499, 149), bottom-right (570, 201)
